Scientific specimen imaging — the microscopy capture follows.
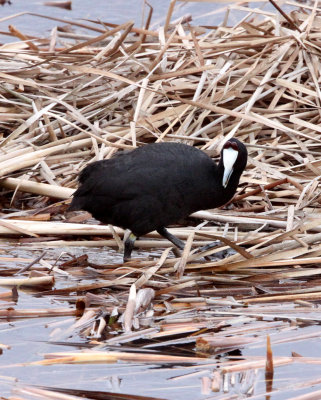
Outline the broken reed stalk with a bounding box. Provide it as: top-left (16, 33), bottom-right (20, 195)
top-left (0, 276), bottom-right (54, 287)
top-left (1, 3), bottom-right (321, 398)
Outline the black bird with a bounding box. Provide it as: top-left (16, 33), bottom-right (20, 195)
top-left (69, 138), bottom-right (247, 261)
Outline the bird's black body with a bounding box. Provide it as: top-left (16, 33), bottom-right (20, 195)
top-left (70, 139), bottom-right (247, 260)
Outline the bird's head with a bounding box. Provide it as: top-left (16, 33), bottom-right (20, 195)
top-left (221, 138), bottom-right (247, 188)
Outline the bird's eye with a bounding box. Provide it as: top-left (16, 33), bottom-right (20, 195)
top-left (223, 141), bottom-right (238, 151)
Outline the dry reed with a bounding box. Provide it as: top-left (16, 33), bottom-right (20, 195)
top-left (1, 0), bottom-right (321, 398)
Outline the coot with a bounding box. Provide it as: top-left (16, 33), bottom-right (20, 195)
top-left (70, 139), bottom-right (247, 261)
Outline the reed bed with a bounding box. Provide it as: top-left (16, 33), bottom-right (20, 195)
top-left (1, 0), bottom-right (321, 398)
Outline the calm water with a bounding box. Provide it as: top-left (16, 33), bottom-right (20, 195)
top-left (1, 244), bottom-right (321, 399)
top-left (0, 0), bottom-right (235, 41)
top-left (0, 1), bottom-right (316, 399)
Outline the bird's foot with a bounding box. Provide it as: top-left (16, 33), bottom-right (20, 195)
top-left (194, 240), bottom-right (237, 261)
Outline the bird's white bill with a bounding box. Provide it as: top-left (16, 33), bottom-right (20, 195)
top-left (222, 147), bottom-right (238, 188)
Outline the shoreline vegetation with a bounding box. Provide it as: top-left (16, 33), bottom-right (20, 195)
top-left (2, 1), bottom-right (321, 398)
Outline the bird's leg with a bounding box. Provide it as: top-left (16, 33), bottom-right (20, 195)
top-left (123, 233), bottom-right (136, 262)
top-left (171, 247), bottom-right (183, 258)
top-left (157, 227), bottom-right (185, 250)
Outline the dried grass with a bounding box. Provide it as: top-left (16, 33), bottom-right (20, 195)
top-left (2, 0), bottom-right (321, 398)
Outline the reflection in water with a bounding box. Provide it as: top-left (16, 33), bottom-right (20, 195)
top-left (265, 335), bottom-right (274, 399)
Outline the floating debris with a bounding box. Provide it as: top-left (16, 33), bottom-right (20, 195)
top-left (1, 0), bottom-right (321, 398)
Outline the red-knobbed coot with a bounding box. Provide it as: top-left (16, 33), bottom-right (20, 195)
top-left (70, 138), bottom-right (247, 261)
